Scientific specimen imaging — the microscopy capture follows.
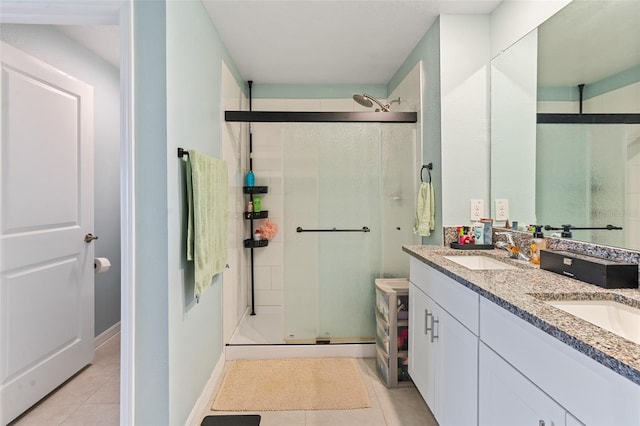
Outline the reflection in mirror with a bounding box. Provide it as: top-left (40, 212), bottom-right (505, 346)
top-left (491, 0), bottom-right (640, 251)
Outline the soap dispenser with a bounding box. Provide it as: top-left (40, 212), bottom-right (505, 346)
top-left (530, 225), bottom-right (545, 265)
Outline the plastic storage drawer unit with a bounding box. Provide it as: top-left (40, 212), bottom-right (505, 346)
top-left (375, 278), bottom-right (410, 387)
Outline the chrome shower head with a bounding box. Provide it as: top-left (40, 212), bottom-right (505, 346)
top-left (353, 94), bottom-right (374, 108)
top-left (352, 93), bottom-right (401, 112)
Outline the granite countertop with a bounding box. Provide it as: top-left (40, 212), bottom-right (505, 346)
top-left (403, 245), bottom-right (640, 386)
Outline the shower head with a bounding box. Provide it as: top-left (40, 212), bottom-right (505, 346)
top-left (352, 93), bottom-right (401, 112)
top-left (353, 94), bottom-right (374, 108)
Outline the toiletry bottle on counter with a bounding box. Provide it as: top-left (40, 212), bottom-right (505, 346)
top-left (530, 225), bottom-right (545, 265)
top-left (246, 170), bottom-right (255, 187)
top-left (473, 221), bottom-right (484, 245)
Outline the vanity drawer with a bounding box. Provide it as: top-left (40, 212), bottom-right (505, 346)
top-left (410, 258), bottom-right (479, 334)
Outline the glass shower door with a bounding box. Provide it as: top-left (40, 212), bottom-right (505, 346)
top-left (283, 123), bottom-right (381, 343)
top-left (316, 124), bottom-right (382, 342)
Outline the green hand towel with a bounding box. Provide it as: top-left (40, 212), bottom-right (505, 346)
top-left (186, 150), bottom-right (229, 298)
top-left (414, 182), bottom-right (435, 237)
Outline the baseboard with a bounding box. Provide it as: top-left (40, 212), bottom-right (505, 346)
top-left (226, 342), bottom-right (376, 360)
top-left (185, 352), bottom-right (226, 426)
top-left (95, 321), bottom-right (121, 349)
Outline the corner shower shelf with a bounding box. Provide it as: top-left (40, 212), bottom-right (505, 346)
top-left (244, 211), bottom-right (269, 220)
top-left (244, 239), bottom-right (268, 248)
top-left (225, 111), bottom-right (417, 123)
top-left (243, 186), bottom-right (268, 194)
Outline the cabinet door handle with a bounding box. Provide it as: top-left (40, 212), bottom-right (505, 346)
top-left (431, 318), bottom-right (439, 343)
top-left (425, 309), bottom-right (433, 335)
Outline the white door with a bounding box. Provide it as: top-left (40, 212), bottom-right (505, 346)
top-left (0, 42), bottom-right (94, 425)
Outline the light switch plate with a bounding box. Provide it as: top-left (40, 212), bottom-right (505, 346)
top-left (470, 199), bottom-right (484, 221)
top-left (495, 199), bottom-right (509, 221)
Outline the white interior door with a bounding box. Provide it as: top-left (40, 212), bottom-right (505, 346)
top-left (0, 42), bottom-right (94, 425)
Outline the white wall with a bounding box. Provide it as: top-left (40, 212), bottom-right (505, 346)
top-left (0, 24), bottom-right (122, 338)
top-left (439, 15), bottom-right (491, 227)
top-left (490, 0), bottom-right (572, 58)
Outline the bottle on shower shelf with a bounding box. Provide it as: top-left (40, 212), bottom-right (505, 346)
top-left (246, 170), bottom-right (255, 187)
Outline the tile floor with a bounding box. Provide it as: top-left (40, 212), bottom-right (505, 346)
top-left (9, 333), bottom-right (120, 426)
top-left (200, 358), bottom-right (438, 426)
top-left (11, 332), bottom-right (438, 426)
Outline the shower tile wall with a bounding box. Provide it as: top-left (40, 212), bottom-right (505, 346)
top-left (251, 99), bottom-right (285, 307)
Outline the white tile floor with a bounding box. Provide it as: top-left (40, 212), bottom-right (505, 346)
top-left (9, 334), bottom-right (120, 426)
top-left (11, 331), bottom-right (437, 426)
top-left (200, 358), bottom-right (438, 426)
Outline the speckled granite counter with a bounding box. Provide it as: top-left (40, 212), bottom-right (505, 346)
top-left (403, 245), bottom-right (640, 386)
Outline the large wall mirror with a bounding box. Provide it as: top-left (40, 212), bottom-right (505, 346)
top-left (491, 0), bottom-right (640, 251)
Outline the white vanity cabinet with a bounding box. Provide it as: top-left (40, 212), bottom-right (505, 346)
top-left (479, 342), bottom-right (566, 426)
top-left (480, 297), bottom-right (640, 425)
top-left (409, 258), bottom-right (479, 426)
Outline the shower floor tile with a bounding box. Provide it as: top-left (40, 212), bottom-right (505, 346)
top-left (228, 307), bottom-right (285, 345)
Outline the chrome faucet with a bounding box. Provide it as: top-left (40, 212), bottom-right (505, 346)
top-left (496, 232), bottom-right (530, 262)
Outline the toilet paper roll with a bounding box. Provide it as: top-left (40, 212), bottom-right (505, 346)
top-left (94, 257), bottom-right (111, 273)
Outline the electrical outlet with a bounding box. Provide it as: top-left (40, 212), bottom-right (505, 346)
top-left (470, 199), bottom-right (484, 221)
top-left (495, 199), bottom-right (509, 221)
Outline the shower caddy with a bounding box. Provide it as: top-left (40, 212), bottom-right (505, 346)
top-left (243, 185), bottom-right (269, 249)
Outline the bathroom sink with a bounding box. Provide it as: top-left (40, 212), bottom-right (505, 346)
top-left (546, 299), bottom-right (640, 345)
top-left (443, 255), bottom-right (518, 270)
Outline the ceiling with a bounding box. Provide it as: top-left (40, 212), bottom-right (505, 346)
top-left (537, 0), bottom-right (640, 87)
top-left (60, 0), bottom-right (502, 85)
top-left (55, 1), bottom-right (639, 90)
top-left (201, 0), bottom-right (502, 85)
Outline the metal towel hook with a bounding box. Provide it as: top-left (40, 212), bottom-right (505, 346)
top-left (421, 163), bottom-right (433, 183)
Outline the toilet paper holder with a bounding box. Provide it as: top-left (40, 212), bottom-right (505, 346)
top-left (94, 257), bottom-right (111, 273)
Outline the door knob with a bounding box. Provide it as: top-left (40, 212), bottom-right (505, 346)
top-left (84, 233), bottom-right (99, 243)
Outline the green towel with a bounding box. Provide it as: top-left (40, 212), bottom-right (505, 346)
top-left (414, 182), bottom-right (435, 237)
top-left (186, 150), bottom-right (229, 298)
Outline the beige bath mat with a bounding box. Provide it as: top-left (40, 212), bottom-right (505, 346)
top-left (211, 358), bottom-right (370, 411)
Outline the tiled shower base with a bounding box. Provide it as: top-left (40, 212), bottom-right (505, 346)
top-left (226, 307), bottom-right (376, 360)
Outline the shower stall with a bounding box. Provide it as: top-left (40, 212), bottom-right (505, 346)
top-left (282, 122), bottom-right (417, 344)
top-left (228, 119), bottom-right (419, 350)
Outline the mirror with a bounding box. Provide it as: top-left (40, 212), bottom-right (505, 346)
top-left (491, 0), bottom-right (640, 251)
